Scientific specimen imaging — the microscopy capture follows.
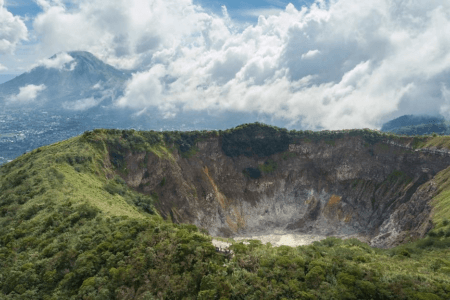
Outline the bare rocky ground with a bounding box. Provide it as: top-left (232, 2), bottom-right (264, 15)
top-left (212, 239), bottom-right (234, 249)
top-left (122, 128), bottom-right (449, 248)
top-left (211, 234), bottom-right (325, 249)
top-left (233, 233), bottom-right (328, 247)
top-left (212, 231), bottom-right (372, 249)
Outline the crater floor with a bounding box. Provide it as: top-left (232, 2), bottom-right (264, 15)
top-left (234, 233), bottom-right (328, 247)
top-left (214, 231), bottom-right (369, 248)
top-left (118, 126), bottom-right (450, 248)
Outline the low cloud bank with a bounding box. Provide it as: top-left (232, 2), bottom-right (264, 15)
top-left (62, 97), bottom-right (98, 111)
top-left (33, 52), bottom-right (75, 70)
top-left (12, 0), bottom-right (450, 129)
top-left (8, 84), bottom-right (46, 103)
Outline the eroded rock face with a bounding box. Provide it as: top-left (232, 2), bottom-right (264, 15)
top-left (118, 134), bottom-right (450, 248)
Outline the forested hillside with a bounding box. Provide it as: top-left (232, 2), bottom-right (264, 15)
top-left (1, 126), bottom-right (450, 299)
top-left (381, 115), bottom-right (450, 136)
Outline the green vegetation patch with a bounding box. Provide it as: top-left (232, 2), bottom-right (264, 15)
top-left (163, 130), bottom-right (218, 158)
top-left (258, 159), bottom-right (277, 174)
top-left (386, 170), bottom-right (413, 185)
top-left (221, 123), bottom-right (429, 159)
top-left (282, 152), bottom-right (297, 160)
top-left (430, 165), bottom-right (450, 236)
top-left (375, 143), bottom-right (390, 152)
top-left (419, 135), bottom-right (450, 150)
top-left (411, 136), bottom-right (429, 149)
top-left (83, 128), bottom-right (221, 160)
top-left (84, 123), bottom-right (450, 163)
top-left (104, 175), bottom-right (156, 214)
top-left (324, 139), bottom-right (336, 146)
top-left (222, 123), bottom-right (290, 157)
top-left (83, 129), bottom-right (174, 165)
top-left (180, 145), bottom-right (199, 158)
top-left (243, 167), bottom-right (261, 179)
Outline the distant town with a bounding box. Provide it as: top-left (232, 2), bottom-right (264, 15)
top-left (0, 108), bottom-right (219, 165)
top-left (0, 109), bottom-right (87, 165)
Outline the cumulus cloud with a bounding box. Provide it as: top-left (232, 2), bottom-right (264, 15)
top-left (0, 63), bottom-right (7, 71)
top-left (33, 0), bottom-right (213, 69)
top-left (116, 65), bottom-right (165, 109)
top-left (63, 87), bottom-right (116, 111)
top-left (0, 0), bottom-right (28, 54)
top-left (8, 84), bottom-right (46, 103)
top-left (30, 0), bottom-right (450, 129)
top-left (33, 52), bottom-right (75, 70)
top-left (301, 50), bottom-right (320, 60)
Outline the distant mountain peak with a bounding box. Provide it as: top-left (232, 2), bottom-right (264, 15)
top-left (0, 51), bottom-right (131, 111)
top-left (67, 50), bottom-right (98, 57)
top-left (381, 114), bottom-right (445, 132)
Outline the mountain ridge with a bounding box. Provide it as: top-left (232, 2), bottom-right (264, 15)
top-left (0, 51), bottom-right (131, 110)
top-left (380, 114), bottom-right (449, 136)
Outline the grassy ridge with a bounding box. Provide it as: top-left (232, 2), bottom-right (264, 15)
top-left (1, 126), bottom-right (450, 298)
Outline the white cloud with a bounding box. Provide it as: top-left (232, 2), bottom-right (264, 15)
top-left (301, 49), bottom-right (320, 60)
top-left (33, 52), bottom-right (74, 70)
top-left (32, 0), bottom-right (213, 69)
top-left (0, 63), bottom-right (7, 71)
top-left (62, 97), bottom-right (98, 111)
top-left (0, 0), bottom-right (28, 54)
top-left (8, 84), bottom-right (46, 103)
top-left (116, 64), bottom-right (166, 109)
top-left (28, 0), bottom-right (450, 130)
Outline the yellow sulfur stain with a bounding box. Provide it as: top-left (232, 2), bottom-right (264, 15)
top-left (225, 207), bottom-right (246, 232)
top-left (233, 206), bottom-right (246, 228)
top-left (327, 194), bottom-right (342, 206)
top-left (203, 166), bottom-right (247, 232)
top-left (344, 214), bottom-right (352, 223)
top-left (203, 166), bottom-right (228, 209)
top-left (226, 215), bottom-right (238, 232)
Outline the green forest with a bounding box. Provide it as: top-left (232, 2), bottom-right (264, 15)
top-left (1, 124), bottom-right (450, 299)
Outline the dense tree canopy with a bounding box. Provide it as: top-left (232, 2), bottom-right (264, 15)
top-left (1, 124), bottom-right (450, 299)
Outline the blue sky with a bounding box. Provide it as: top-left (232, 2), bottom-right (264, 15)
top-left (195, 0), bottom-right (313, 20)
top-left (5, 0), bottom-right (313, 21)
top-left (1, 0), bottom-right (450, 130)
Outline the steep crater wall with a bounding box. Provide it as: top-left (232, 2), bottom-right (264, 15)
top-left (107, 126), bottom-right (450, 248)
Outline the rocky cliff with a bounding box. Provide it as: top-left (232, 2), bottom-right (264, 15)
top-left (104, 124), bottom-right (450, 248)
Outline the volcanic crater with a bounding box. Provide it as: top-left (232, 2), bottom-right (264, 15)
top-left (112, 124), bottom-right (450, 248)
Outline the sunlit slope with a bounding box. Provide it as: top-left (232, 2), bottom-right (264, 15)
top-left (0, 135), bottom-right (152, 220)
top-left (1, 126), bottom-right (450, 299)
top-left (0, 132), bottom-right (220, 299)
top-left (411, 135), bottom-right (450, 236)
